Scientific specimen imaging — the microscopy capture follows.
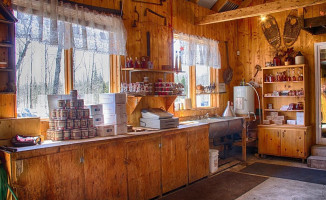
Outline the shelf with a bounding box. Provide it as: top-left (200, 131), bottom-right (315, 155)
top-left (263, 81), bottom-right (303, 84)
top-left (263, 96), bottom-right (305, 98)
top-left (0, 19), bottom-right (14, 24)
top-left (0, 68), bottom-right (13, 72)
top-left (0, 43), bottom-right (13, 47)
top-left (262, 64), bottom-right (305, 70)
top-left (122, 68), bottom-right (185, 73)
top-left (264, 109), bottom-right (304, 112)
top-left (196, 92), bottom-right (226, 95)
top-left (127, 94), bottom-right (185, 97)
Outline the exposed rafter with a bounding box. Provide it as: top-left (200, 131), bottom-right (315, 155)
top-left (196, 0), bottom-right (326, 25)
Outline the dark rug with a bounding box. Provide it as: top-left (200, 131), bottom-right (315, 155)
top-left (240, 162), bottom-right (326, 185)
top-left (162, 171), bottom-right (267, 200)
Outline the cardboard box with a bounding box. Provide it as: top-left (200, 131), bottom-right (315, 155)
top-left (287, 120), bottom-right (297, 125)
top-left (104, 114), bottom-right (127, 125)
top-left (86, 104), bottom-right (103, 116)
top-left (272, 120), bottom-right (284, 125)
top-left (102, 103), bottom-right (126, 115)
top-left (263, 120), bottom-right (271, 125)
top-left (115, 123), bottom-right (127, 135)
top-left (296, 112), bottom-right (304, 125)
top-left (96, 124), bottom-right (115, 136)
top-left (92, 114), bottom-right (104, 126)
top-left (275, 116), bottom-right (285, 121)
top-left (270, 112), bottom-right (279, 117)
top-left (266, 116), bottom-right (273, 120)
top-left (99, 93), bottom-right (126, 104)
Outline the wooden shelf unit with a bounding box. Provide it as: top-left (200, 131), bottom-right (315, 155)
top-left (261, 64), bottom-right (309, 126)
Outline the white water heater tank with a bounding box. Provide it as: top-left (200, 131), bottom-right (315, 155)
top-left (233, 86), bottom-right (255, 115)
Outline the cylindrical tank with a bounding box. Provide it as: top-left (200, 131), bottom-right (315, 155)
top-left (233, 86), bottom-right (254, 115)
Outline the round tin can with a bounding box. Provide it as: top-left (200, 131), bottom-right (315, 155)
top-left (46, 129), bottom-right (53, 140)
top-left (53, 130), bottom-right (63, 141)
top-left (49, 120), bottom-right (55, 130)
top-left (88, 118), bottom-right (94, 128)
top-left (71, 100), bottom-right (78, 109)
top-left (65, 99), bottom-right (71, 109)
top-left (60, 109), bottom-right (68, 120)
top-left (71, 129), bottom-right (81, 140)
top-left (80, 119), bottom-right (88, 128)
top-left (58, 100), bottom-right (66, 109)
top-left (66, 119), bottom-right (74, 129)
top-left (77, 99), bottom-right (84, 109)
top-left (56, 120), bottom-right (66, 130)
top-left (74, 119), bottom-right (81, 129)
top-left (88, 128), bottom-right (96, 138)
top-left (56, 109), bottom-right (62, 120)
top-left (70, 90), bottom-right (78, 99)
top-left (51, 109), bottom-right (57, 120)
top-left (63, 130), bottom-right (71, 140)
top-left (81, 128), bottom-right (89, 139)
top-left (68, 109), bottom-right (77, 119)
top-left (77, 109), bottom-right (83, 119)
top-left (83, 109), bottom-right (89, 119)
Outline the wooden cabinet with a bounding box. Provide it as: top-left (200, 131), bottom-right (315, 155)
top-left (258, 127), bottom-right (281, 156)
top-left (83, 141), bottom-right (128, 200)
top-left (161, 130), bottom-right (188, 193)
top-left (258, 126), bottom-right (311, 159)
top-left (126, 135), bottom-right (161, 200)
top-left (188, 127), bottom-right (209, 183)
top-left (11, 149), bottom-right (85, 200)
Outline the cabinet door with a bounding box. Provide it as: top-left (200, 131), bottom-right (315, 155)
top-left (12, 150), bottom-right (85, 200)
top-left (83, 141), bottom-right (127, 200)
top-left (258, 128), bottom-right (281, 156)
top-left (126, 136), bottom-right (161, 200)
top-left (281, 129), bottom-right (305, 158)
top-left (188, 127), bottom-right (209, 183)
top-left (161, 130), bottom-right (188, 193)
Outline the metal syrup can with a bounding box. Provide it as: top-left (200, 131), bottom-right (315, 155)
top-left (58, 99), bottom-right (66, 109)
top-left (88, 128), bottom-right (95, 138)
top-left (71, 129), bottom-right (81, 140)
top-left (74, 119), bottom-right (81, 129)
top-left (51, 109), bottom-right (57, 120)
top-left (69, 109), bottom-right (77, 119)
top-left (49, 120), bottom-right (55, 130)
top-left (53, 130), bottom-right (63, 141)
top-left (56, 120), bottom-right (66, 130)
top-left (80, 119), bottom-right (88, 128)
top-left (46, 129), bottom-right (53, 140)
top-left (71, 100), bottom-right (78, 109)
top-left (88, 118), bottom-right (94, 128)
top-left (77, 109), bottom-right (83, 119)
top-left (83, 109), bottom-right (90, 119)
top-left (77, 99), bottom-right (84, 109)
top-left (65, 99), bottom-right (71, 109)
top-left (81, 128), bottom-right (89, 139)
top-left (66, 119), bottom-right (74, 129)
top-left (70, 90), bottom-right (78, 99)
top-left (60, 109), bottom-right (68, 120)
top-left (63, 130), bottom-right (71, 140)
top-left (56, 109), bottom-right (62, 120)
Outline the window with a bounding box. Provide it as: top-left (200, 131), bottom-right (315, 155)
top-left (13, 0), bottom-right (127, 118)
top-left (73, 49), bottom-right (110, 105)
top-left (196, 65), bottom-right (211, 107)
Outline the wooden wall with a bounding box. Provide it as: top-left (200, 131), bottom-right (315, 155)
top-left (233, 0), bottom-right (326, 143)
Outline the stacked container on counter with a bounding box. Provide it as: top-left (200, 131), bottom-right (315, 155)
top-left (97, 93), bottom-right (128, 136)
top-left (46, 90), bottom-right (96, 141)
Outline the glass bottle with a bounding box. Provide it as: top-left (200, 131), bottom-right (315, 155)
top-left (178, 51), bottom-right (182, 72)
top-left (273, 54), bottom-right (281, 66)
top-left (292, 68), bottom-right (296, 81)
top-left (174, 51), bottom-right (178, 71)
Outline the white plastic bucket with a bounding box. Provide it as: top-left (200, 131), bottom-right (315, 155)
top-left (209, 149), bottom-right (219, 174)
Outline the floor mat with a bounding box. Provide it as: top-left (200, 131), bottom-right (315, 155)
top-left (162, 171), bottom-right (267, 200)
top-left (240, 162), bottom-right (326, 185)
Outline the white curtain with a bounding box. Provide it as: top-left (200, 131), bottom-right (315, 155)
top-left (174, 32), bottom-right (221, 69)
top-left (12, 0), bottom-right (127, 55)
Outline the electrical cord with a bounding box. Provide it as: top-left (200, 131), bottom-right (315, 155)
top-left (0, 163), bottom-right (18, 200)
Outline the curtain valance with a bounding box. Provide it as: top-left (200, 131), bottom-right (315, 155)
top-left (174, 32), bottom-right (221, 69)
top-left (12, 0), bottom-right (127, 55)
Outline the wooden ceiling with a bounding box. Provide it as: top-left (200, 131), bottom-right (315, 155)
top-left (195, 0), bottom-right (326, 25)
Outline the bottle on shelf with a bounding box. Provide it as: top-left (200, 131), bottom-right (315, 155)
top-left (174, 51), bottom-right (178, 71)
top-left (178, 51), bottom-right (182, 72)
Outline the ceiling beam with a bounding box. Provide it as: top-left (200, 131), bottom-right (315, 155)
top-left (196, 0), bottom-right (326, 25)
top-left (238, 0), bottom-right (253, 9)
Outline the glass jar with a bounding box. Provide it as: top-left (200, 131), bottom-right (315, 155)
top-left (296, 102), bottom-right (304, 110)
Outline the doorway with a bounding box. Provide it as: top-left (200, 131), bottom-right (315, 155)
top-left (315, 42), bottom-right (326, 145)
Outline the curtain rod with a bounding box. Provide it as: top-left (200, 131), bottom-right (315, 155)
top-left (60, 0), bottom-right (123, 16)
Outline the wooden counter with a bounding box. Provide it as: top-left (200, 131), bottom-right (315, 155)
top-left (1, 123), bottom-right (209, 200)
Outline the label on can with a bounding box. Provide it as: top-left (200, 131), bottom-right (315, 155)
top-left (69, 109), bottom-right (77, 119)
top-left (74, 119), bottom-right (81, 129)
top-left (58, 100), bottom-right (66, 109)
top-left (83, 109), bottom-right (90, 119)
top-left (77, 109), bottom-right (83, 119)
top-left (64, 130), bottom-right (71, 140)
top-left (80, 119), bottom-right (88, 128)
top-left (81, 128), bottom-right (88, 139)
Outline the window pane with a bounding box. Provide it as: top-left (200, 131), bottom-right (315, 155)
top-left (73, 50), bottom-right (110, 105)
top-left (174, 65), bottom-right (190, 108)
top-left (196, 65), bottom-right (210, 107)
top-left (16, 39), bottom-right (64, 118)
